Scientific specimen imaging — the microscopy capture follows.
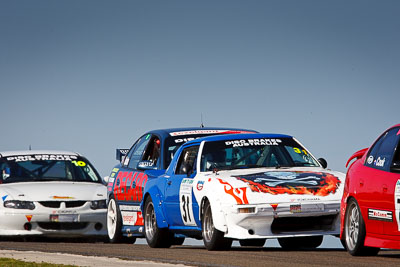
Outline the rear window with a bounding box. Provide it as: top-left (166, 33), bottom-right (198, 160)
top-left (365, 127), bottom-right (400, 171)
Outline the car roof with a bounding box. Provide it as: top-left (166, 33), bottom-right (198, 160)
top-left (389, 124), bottom-right (400, 130)
top-left (0, 150), bottom-right (80, 157)
top-left (184, 133), bottom-right (293, 144)
top-left (144, 127), bottom-right (258, 138)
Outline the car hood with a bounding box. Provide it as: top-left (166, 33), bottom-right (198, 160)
top-left (197, 167), bottom-right (345, 203)
top-left (0, 181), bottom-right (107, 202)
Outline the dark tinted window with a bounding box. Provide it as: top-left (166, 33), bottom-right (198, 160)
top-left (391, 137), bottom-right (400, 173)
top-left (175, 146), bottom-right (199, 175)
top-left (0, 154), bottom-right (101, 184)
top-left (140, 135), bottom-right (161, 169)
top-left (365, 127), bottom-right (400, 171)
top-left (200, 137), bottom-right (319, 172)
top-left (125, 135), bottom-right (151, 169)
top-left (163, 130), bottom-right (256, 169)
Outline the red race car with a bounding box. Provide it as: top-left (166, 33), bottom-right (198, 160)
top-left (341, 124), bottom-right (400, 255)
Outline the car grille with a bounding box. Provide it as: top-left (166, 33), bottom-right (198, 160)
top-left (38, 222), bottom-right (88, 230)
top-left (39, 201), bottom-right (87, 208)
top-left (65, 201), bottom-right (86, 208)
top-left (271, 215), bottom-right (337, 234)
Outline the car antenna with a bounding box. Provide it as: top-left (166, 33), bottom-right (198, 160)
top-left (200, 113), bottom-right (204, 128)
top-left (29, 145), bottom-right (32, 150)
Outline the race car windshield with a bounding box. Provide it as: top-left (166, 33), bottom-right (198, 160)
top-left (0, 155), bottom-right (102, 184)
top-left (200, 138), bottom-right (320, 172)
top-left (164, 130), bottom-right (256, 168)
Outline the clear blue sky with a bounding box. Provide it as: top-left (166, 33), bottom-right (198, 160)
top-left (1, 0), bottom-right (399, 179)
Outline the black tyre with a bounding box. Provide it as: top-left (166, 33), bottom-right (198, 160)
top-left (107, 198), bottom-right (136, 244)
top-left (239, 239), bottom-right (266, 247)
top-left (344, 199), bottom-right (380, 256)
top-left (144, 196), bottom-right (172, 248)
top-left (278, 236), bottom-right (323, 250)
top-left (202, 201), bottom-right (232, 251)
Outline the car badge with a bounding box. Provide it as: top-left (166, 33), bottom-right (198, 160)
top-left (197, 181), bottom-right (205, 191)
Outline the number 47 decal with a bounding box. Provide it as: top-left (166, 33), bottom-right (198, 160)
top-left (179, 179), bottom-right (196, 226)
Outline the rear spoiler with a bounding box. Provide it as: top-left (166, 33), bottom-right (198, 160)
top-left (116, 149), bottom-right (129, 162)
top-left (346, 148), bottom-right (368, 168)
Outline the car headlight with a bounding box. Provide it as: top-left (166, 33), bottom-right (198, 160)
top-left (4, 200), bottom-right (35, 210)
top-left (90, 200), bottom-right (107, 210)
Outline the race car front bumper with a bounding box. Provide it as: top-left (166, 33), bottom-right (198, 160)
top-left (221, 201), bottom-right (341, 239)
top-left (0, 203), bottom-right (107, 238)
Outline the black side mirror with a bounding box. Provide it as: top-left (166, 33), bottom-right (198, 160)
top-left (318, 158), bottom-right (328, 169)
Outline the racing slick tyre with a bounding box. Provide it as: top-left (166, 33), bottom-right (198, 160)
top-left (144, 196), bottom-right (172, 248)
top-left (278, 236), bottom-right (323, 250)
top-left (107, 198), bottom-right (136, 244)
top-left (239, 239), bottom-right (266, 247)
top-left (202, 201), bottom-right (232, 251)
top-left (344, 199), bottom-right (380, 256)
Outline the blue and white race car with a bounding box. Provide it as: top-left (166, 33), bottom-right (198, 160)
top-left (141, 133), bottom-right (345, 250)
top-left (106, 127), bottom-right (257, 243)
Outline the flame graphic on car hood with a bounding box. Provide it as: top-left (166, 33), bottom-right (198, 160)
top-left (235, 171), bottom-right (341, 196)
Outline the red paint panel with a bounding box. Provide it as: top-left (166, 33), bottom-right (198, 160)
top-left (135, 212), bottom-right (144, 226)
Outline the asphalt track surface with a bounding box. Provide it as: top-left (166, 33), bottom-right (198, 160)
top-left (1, 240), bottom-right (400, 267)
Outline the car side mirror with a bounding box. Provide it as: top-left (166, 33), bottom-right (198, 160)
top-left (318, 158), bottom-right (328, 169)
top-left (391, 161), bottom-right (400, 173)
top-left (103, 176), bottom-right (109, 183)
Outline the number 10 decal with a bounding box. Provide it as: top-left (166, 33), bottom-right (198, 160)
top-left (179, 178), bottom-right (196, 226)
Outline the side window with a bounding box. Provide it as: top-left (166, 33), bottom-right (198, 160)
top-left (175, 146), bottom-right (199, 176)
top-left (141, 136), bottom-right (161, 169)
top-left (123, 138), bottom-right (141, 167)
top-left (127, 135), bottom-right (151, 170)
top-left (365, 128), bottom-right (399, 171)
top-left (391, 130), bottom-right (400, 173)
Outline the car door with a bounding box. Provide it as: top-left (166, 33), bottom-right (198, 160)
top-left (164, 145), bottom-right (199, 227)
top-left (114, 135), bottom-right (150, 202)
top-left (361, 127), bottom-right (400, 234)
top-left (115, 133), bottom-right (162, 203)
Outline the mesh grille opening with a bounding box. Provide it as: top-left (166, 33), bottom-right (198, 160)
top-left (271, 215), bottom-right (337, 234)
top-left (39, 201), bottom-right (87, 208)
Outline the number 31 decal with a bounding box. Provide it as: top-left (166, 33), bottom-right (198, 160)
top-left (179, 178), bottom-right (196, 226)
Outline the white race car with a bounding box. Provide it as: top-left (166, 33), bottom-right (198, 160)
top-left (0, 150), bottom-right (107, 239)
top-left (142, 133), bottom-right (345, 250)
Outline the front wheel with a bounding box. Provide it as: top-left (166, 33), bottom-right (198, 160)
top-left (202, 201), bottom-right (232, 251)
top-left (107, 198), bottom-right (136, 244)
top-left (344, 199), bottom-right (380, 256)
top-left (144, 196), bottom-right (172, 248)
